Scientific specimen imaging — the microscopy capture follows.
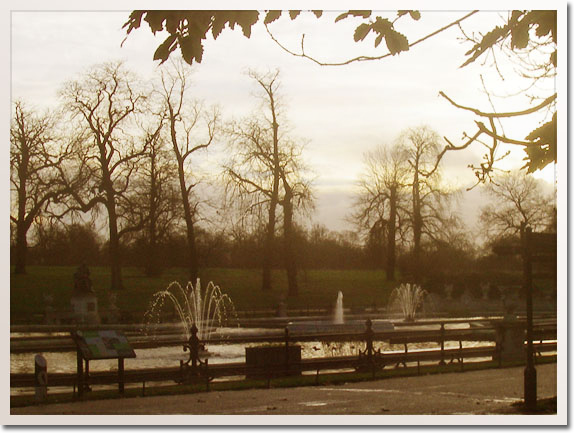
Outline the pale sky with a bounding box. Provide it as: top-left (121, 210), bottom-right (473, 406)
top-left (10, 9), bottom-right (557, 233)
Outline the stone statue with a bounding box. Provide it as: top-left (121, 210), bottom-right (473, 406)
top-left (501, 290), bottom-right (517, 321)
top-left (71, 263), bottom-right (99, 324)
top-left (481, 282), bottom-right (490, 300)
top-left (444, 283), bottom-right (454, 300)
top-left (73, 263), bottom-right (93, 295)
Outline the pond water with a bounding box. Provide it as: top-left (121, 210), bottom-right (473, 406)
top-left (10, 338), bottom-right (495, 374)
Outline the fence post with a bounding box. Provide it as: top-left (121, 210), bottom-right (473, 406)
top-left (404, 341), bottom-right (408, 368)
top-left (364, 319), bottom-right (376, 375)
top-left (439, 323), bottom-right (446, 365)
top-left (284, 326), bottom-right (290, 376)
top-left (365, 319), bottom-right (374, 360)
top-left (190, 324), bottom-right (200, 375)
top-left (205, 358), bottom-right (210, 392)
top-left (76, 348), bottom-right (84, 398)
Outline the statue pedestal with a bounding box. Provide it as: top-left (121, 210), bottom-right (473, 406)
top-left (71, 293), bottom-right (100, 325)
top-left (493, 319), bottom-right (525, 363)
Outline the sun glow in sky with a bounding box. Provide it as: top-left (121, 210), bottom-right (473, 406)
top-left (10, 9), bottom-right (557, 232)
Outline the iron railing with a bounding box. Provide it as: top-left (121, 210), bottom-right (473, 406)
top-left (10, 319), bottom-right (557, 395)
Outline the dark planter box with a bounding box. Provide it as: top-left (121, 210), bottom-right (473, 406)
top-left (245, 345), bottom-right (301, 379)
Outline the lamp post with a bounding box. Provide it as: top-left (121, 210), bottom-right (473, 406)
top-left (523, 226), bottom-right (536, 410)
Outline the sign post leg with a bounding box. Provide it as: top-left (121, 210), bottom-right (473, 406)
top-left (76, 350), bottom-right (83, 398)
top-left (84, 359), bottom-right (91, 392)
top-left (118, 358), bottom-right (125, 394)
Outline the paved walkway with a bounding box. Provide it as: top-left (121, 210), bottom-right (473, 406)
top-left (11, 364), bottom-right (556, 415)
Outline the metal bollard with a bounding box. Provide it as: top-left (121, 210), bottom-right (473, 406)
top-left (34, 354), bottom-right (48, 403)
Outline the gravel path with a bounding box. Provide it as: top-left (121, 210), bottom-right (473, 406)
top-left (11, 364), bottom-right (557, 416)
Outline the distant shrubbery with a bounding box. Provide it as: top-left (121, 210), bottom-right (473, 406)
top-left (12, 222), bottom-right (370, 271)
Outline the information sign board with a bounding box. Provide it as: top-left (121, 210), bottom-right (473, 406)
top-left (73, 330), bottom-right (136, 360)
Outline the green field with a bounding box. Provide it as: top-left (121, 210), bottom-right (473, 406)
top-left (10, 266), bottom-right (397, 321)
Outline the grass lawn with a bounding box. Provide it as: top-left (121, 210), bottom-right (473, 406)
top-left (11, 266), bottom-right (397, 321)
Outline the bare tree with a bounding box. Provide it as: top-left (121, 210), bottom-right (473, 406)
top-left (250, 70), bottom-right (283, 293)
top-left (132, 118), bottom-right (181, 276)
top-left (10, 101), bottom-right (71, 274)
top-left (480, 170), bottom-right (555, 242)
top-left (224, 70), bottom-right (281, 292)
top-left (224, 70), bottom-right (313, 295)
top-left (353, 144), bottom-right (410, 281)
top-left (278, 141), bottom-right (313, 297)
top-left (59, 61), bottom-right (149, 290)
top-left (398, 126), bottom-right (453, 283)
top-left (157, 59), bottom-right (219, 283)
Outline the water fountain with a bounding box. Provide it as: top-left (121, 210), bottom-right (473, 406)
top-left (388, 283), bottom-right (429, 322)
top-left (287, 291), bottom-right (393, 334)
top-left (333, 291), bottom-right (344, 324)
top-left (144, 279), bottom-right (237, 341)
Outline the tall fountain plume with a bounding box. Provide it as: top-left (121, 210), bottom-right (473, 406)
top-left (333, 291), bottom-right (344, 324)
top-left (144, 279), bottom-right (237, 341)
top-left (389, 283), bottom-right (428, 322)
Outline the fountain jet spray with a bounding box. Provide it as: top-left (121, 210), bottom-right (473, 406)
top-left (144, 278), bottom-right (236, 341)
top-left (389, 283), bottom-right (428, 322)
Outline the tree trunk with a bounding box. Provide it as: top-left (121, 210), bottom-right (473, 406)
top-left (145, 159), bottom-right (161, 277)
top-left (177, 162), bottom-right (198, 283)
top-left (107, 204), bottom-right (124, 291)
top-left (14, 222), bottom-right (28, 274)
top-left (412, 211), bottom-right (423, 284)
top-left (99, 152), bottom-right (124, 291)
top-left (385, 187), bottom-right (397, 281)
top-left (413, 223), bottom-right (422, 283)
top-left (261, 205), bottom-right (275, 291)
top-left (262, 117), bottom-right (280, 292)
top-left (412, 173), bottom-right (422, 283)
top-left (145, 227), bottom-right (160, 276)
top-left (282, 185), bottom-right (298, 297)
top-left (184, 213), bottom-right (198, 283)
top-left (14, 161), bottom-right (29, 274)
